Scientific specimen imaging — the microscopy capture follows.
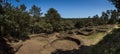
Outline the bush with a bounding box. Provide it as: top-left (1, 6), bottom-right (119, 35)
top-left (63, 20), bottom-right (74, 30)
top-left (43, 23), bottom-right (53, 34)
top-left (74, 21), bottom-right (84, 29)
top-left (51, 22), bottom-right (64, 32)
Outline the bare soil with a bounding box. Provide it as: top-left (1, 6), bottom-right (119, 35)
top-left (15, 33), bottom-right (81, 54)
top-left (10, 25), bottom-right (116, 54)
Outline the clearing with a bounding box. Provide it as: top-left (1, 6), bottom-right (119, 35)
top-left (9, 25), bottom-right (118, 54)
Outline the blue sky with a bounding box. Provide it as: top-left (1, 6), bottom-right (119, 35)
top-left (11, 0), bottom-right (116, 18)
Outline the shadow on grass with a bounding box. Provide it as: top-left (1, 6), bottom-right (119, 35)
top-left (52, 28), bottom-right (120, 54)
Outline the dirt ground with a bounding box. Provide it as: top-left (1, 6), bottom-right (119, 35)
top-left (14, 33), bottom-right (80, 54)
top-left (10, 25), bottom-right (117, 54)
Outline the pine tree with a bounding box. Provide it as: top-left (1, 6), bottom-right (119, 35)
top-left (45, 8), bottom-right (61, 22)
top-left (30, 5), bottom-right (42, 18)
top-left (101, 12), bottom-right (109, 24)
top-left (20, 4), bottom-right (26, 11)
top-left (109, 0), bottom-right (120, 12)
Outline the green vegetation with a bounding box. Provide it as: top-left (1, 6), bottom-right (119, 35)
top-left (109, 0), bottom-right (120, 12)
top-left (89, 28), bottom-right (120, 54)
top-left (0, 0), bottom-right (120, 40)
top-left (0, 0), bottom-right (120, 54)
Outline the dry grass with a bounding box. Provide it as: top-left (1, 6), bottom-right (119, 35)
top-left (75, 25), bottom-right (116, 46)
top-left (78, 32), bottom-right (106, 46)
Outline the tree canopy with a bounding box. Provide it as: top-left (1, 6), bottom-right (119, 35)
top-left (30, 5), bottom-right (42, 18)
top-left (45, 8), bottom-right (61, 21)
top-left (109, 0), bottom-right (120, 12)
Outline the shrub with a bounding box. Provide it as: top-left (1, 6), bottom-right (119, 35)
top-left (74, 21), bottom-right (84, 29)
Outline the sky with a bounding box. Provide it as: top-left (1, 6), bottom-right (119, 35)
top-left (11, 0), bottom-right (116, 18)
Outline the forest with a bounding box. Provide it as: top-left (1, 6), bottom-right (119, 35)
top-left (0, 0), bottom-right (120, 54)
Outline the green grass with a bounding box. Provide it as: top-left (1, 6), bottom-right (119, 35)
top-left (79, 32), bottom-right (106, 46)
top-left (79, 25), bottom-right (114, 46)
top-left (88, 32), bottom-right (105, 40)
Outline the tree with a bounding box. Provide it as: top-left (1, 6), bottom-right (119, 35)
top-left (0, 2), bottom-right (32, 40)
top-left (92, 15), bottom-right (100, 25)
top-left (109, 0), bottom-right (120, 12)
top-left (106, 10), bottom-right (111, 18)
top-left (2, 0), bottom-right (20, 3)
top-left (109, 0), bottom-right (120, 24)
top-left (51, 22), bottom-right (64, 32)
top-left (45, 8), bottom-right (62, 32)
top-left (0, 3), bottom-right (4, 14)
top-left (45, 8), bottom-right (61, 22)
top-left (109, 10), bottom-right (119, 24)
top-left (74, 21), bottom-right (84, 29)
top-left (30, 5), bottom-right (42, 18)
top-left (29, 5), bottom-right (42, 34)
top-left (20, 4), bottom-right (26, 11)
top-left (101, 11), bottom-right (109, 24)
top-left (0, 0), bottom-right (19, 14)
top-left (16, 0), bottom-right (20, 2)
